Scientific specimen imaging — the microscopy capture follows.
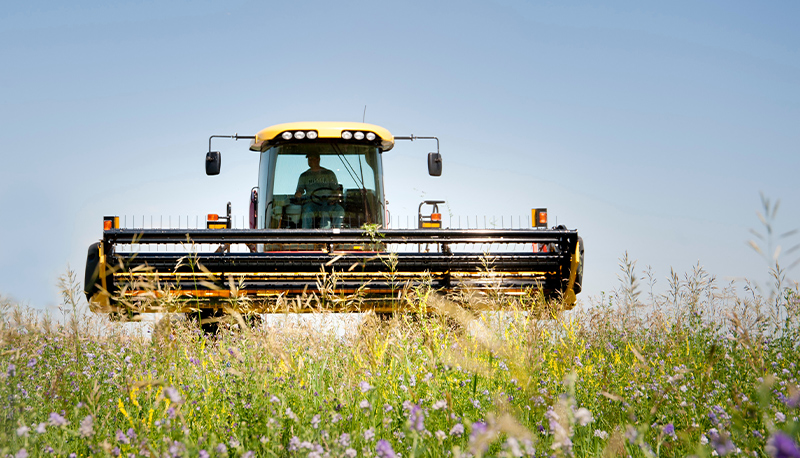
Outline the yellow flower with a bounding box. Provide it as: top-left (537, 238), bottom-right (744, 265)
top-left (118, 398), bottom-right (129, 419)
top-left (130, 387), bottom-right (140, 408)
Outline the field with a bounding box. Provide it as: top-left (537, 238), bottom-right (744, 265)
top-left (1, 256), bottom-right (799, 458)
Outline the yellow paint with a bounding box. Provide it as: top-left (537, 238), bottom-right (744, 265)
top-left (250, 122), bottom-right (395, 152)
top-left (564, 239), bottom-right (581, 307)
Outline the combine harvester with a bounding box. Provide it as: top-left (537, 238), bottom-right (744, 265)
top-left (84, 122), bottom-right (583, 320)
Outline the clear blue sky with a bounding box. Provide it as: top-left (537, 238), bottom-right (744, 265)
top-left (1, 0), bottom-right (798, 310)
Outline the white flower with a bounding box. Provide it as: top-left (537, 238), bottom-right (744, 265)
top-left (363, 428), bottom-right (375, 442)
top-left (432, 400), bottom-right (447, 410)
top-left (359, 381), bottom-right (372, 393)
top-left (359, 399), bottom-right (371, 410)
top-left (506, 437), bottom-right (523, 457)
top-left (776, 412), bottom-right (786, 423)
top-left (435, 430), bottom-right (446, 441)
top-left (311, 414), bottom-right (321, 429)
top-left (35, 423), bottom-right (47, 434)
top-left (79, 415), bottom-right (94, 438)
top-left (700, 434), bottom-right (709, 445)
top-left (593, 430), bottom-right (609, 440)
top-left (285, 407), bottom-right (298, 421)
top-left (574, 408), bottom-right (594, 426)
top-left (344, 449), bottom-right (357, 458)
top-left (16, 426), bottom-right (30, 437)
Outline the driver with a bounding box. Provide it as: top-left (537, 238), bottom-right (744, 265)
top-left (294, 153), bottom-right (344, 228)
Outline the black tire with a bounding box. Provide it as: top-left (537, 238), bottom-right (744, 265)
top-left (187, 309), bottom-right (225, 335)
top-left (84, 242), bottom-right (101, 301)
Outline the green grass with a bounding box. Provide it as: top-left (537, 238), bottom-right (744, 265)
top-left (1, 263), bottom-right (799, 457)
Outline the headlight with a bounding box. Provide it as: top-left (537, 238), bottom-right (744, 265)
top-left (281, 131), bottom-right (293, 140)
top-left (294, 131), bottom-right (306, 139)
top-left (365, 132), bottom-right (376, 141)
top-left (354, 131), bottom-right (365, 140)
top-left (341, 131), bottom-right (353, 140)
top-left (306, 131), bottom-right (318, 140)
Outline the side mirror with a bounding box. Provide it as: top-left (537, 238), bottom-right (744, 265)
top-left (427, 152), bottom-right (442, 177)
top-left (249, 188), bottom-right (258, 229)
top-left (206, 151), bottom-right (221, 176)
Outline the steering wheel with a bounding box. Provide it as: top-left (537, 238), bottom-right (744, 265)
top-left (308, 187), bottom-right (341, 205)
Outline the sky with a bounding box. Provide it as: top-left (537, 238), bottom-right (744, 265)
top-left (1, 0), bottom-right (798, 311)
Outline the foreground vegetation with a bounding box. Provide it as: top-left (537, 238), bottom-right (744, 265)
top-left (1, 260), bottom-right (799, 458)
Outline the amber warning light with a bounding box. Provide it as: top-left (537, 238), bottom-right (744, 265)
top-left (103, 216), bottom-right (119, 231)
top-left (532, 208), bottom-right (548, 229)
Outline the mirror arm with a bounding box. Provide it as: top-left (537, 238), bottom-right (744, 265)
top-left (208, 134), bottom-right (256, 154)
top-left (394, 135), bottom-right (440, 155)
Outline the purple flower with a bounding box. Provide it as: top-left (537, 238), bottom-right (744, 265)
top-left (376, 439), bottom-right (397, 458)
top-left (710, 431), bottom-right (737, 456)
top-left (408, 405), bottom-right (425, 432)
top-left (168, 441), bottom-right (185, 457)
top-left (766, 432), bottom-right (800, 458)
top-left (199, 451), bottom-right (209, 458)
top-left (165, 387), bottom-right (182, 404)
top-left (6, 363), bottom-right (16, 377)
top-left (450, 423), bottom-right (464, 437)
top-left (338, 433), bottom-right (351, 447)
top-left (215, 443), bottom-right (227, 454)
top-left (48, 412), bottom-right (68, 427)
top-left (662, 423), bottom-right (675, 437)
top-left (15, 449), bottom-right (28, 458)
top-left (288, 437), bottom-right (300, 452)
top-left (470, 422), bottom-right (487, 441)
top-left (27, 358), bottom-right (37, 368)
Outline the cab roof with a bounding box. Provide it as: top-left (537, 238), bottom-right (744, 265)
top-left (249, 122), bottom-right (394, 152)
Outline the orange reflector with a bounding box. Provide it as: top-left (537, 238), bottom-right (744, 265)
top-left (103, 216), bottom-right (119, 230)
top-left (539, 211), bottom-right (547, 225)
top-left (431, 213), bottom-right (441, 221)
top-left (207, 214), bottom-right (219, 221)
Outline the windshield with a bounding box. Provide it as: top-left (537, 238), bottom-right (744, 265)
top-left (261, 142), bottom-right (383, 229)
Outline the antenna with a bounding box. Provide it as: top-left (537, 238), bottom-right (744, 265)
top-left (363, 105), bottom-right (367, 123)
